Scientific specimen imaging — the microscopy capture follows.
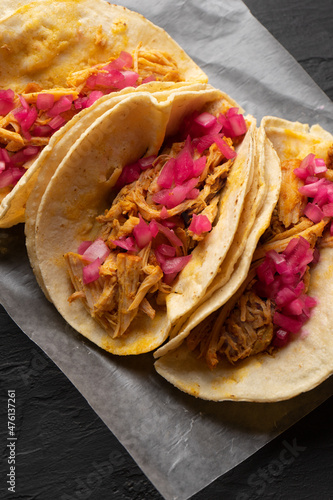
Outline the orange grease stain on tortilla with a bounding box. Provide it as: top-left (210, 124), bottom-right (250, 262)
top-left (101, 334), bottom-right (156, 355)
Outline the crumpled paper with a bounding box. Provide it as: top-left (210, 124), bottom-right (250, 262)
top-left (1, 1), bottom-right (333, 499)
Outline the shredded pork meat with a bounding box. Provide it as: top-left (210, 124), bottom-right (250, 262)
top-left (65, 128), bottom-right (234, 338)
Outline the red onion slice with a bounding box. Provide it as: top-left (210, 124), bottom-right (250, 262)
top-left (138, 155), bottom-right (156, 170)
top-left (152, 177), bottom-right (199, 209)
top-left (82, 258), bottom-right (101, 284)
top-left (0, 148), bottom-right (10, 163)
top-left (111, 236), bottom-right (137, 252)
top-left (104, 51), bottom-right (133, 71)
top-left (218, 108), bottom-right (247, 138)
top-left (304, 202), bottom-right (324, 223)
top-left (82, 238), bottom-right (110, 263)
top-left (173, 136), bottom-right (194, 185)
top-left (154, 221), bottom-right (183, 247)
top-left (36, 93), bottom-right (55, 110)
top-left (0, 89), bottom-right (15, 116)
top-left (160, 255), bottom-right (192, 275)
top-left (157, 158), bottom-right (175, 188)
top-left (77, 241), bottom-right (93, 254)
top-left (0, 167), bottom-right (25, 188)
top-left (47, 95), bottom-right (73, 117)
top-left (32, 124), bottom-right (53, 137)
top-left (160, 206), bottom-right (169, 219)
top-left (48, 115), bottom-right (66, 130)
top-left (156, 244), bottom-right (176, 257)
top-left (188, 214), bottom-right (212, 235)
top-left (116, 162), bottom-right (141, 189)
top-left (133, 214), bottom-right (154, 249)
top-left (117, 70), bottom-right (139, 89)
top-left (85, 91), bottom-right (104, 108)
top-left (149, 219), bottom-right (159, 238)
top-left (273, 311), bottom-right (303, 334)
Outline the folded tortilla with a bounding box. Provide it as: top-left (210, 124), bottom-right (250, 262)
top-left (31, 86), bottom-right (256, 355)
top-left (25, 82), bottom-right (209, 298)
top-left (0, 0), bottom-right (207, 228)
top-left (154, 116), bottom-right (333, 402)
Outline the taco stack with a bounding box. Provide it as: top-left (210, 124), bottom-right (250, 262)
top-left (0, 0), bottom-right (207, 228)
top-left (154, 116), bottom-right (333, 402)
top-left (30, 86), bottom-right (258, 355)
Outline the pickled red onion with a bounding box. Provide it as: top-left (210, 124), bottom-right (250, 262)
top-left (77, 241), bottom-right (92, 254)
top-left (188, 214), bottom-right (212, 235)
top-left (0, 167), bottom-right (25, 188)
top-left (160, 206), bottom-right (169, 219)
top-left (116, 71), bottom-right (139, 89)
top-left (159, 255), bottom-right (192, 274)
top-left (10, 146), bottom-right (40, 166)
top-left (255, 236), bottom-right (317, 341)
top-left (0, 148), bottom-right (10, 163)
top-left (294, 153), bottom-right (327, 179)
top-left (149, 219), bottom-right (159, 238)
top-left (183, 111), bottom-right (222, 139)
top-left (32, 124), bottom-right (53, 137)
top-left (48, 115), bottom-right (66, 130)
top-left (85, 91), bottom-right (104, 108)
top-left (152, 177), bottom-right (199, 209)
top-left (116, 162), bottom-right (141, 188)
top-left (106, 51), bottom-right (133, 70)
top-left (36, 93), bottom-right (55, 110)
top-left (116, 156), bottom-right (157, 188)
top-left (133, 214), bottom-right (154, 248)
top-left (47, 95), bottom-right (73, 117)
top-left (173, 137), bottom-right (194, 184)
top-left (273, 311), bottom-right (303, 334)
top-left (156, 244), bottom-right (176, 257)
top-left (19, 95), bottom-right (29, 109)
top-left (138, 155), bottom-right (156, 170)
top-left (14, 107), bottom-right (38, 138)
top-left (82, 258), bottom-right (101, 284)
top-left (194, 112), bottom-right (216, 129)
top-left (304, 202), bottom-right (324, 223)
top-left (154, 221), bottom-right (183, 247)
top-left (0, 89), bottom-right (14, 115)
top-left (275, 282), bottom-right (305, 308)
top-left (82, 238), bottom-right (110, 263)
top-left (157, 158), bottom-right (175, 188)
top-left (218, 108), bottom-right (247, 138)
top-left (111, 236), bottom-right (137, 251)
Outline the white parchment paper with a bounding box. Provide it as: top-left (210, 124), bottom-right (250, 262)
top-left (1, 1), bottom-right (333, 499)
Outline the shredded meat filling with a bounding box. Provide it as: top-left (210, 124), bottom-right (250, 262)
top-left (65, 121), bottom-right (234, 338)
top-left (217, 291), bottom-right (275, 364)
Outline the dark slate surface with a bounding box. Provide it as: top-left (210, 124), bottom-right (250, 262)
top-left (1, 1), bottom-right (333, 499)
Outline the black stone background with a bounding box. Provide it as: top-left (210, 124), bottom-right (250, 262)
top-left (1, 1), bottom-right (333, 499)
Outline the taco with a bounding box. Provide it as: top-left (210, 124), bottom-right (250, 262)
top-left (25, 83), bottom-right (209, 299)
top-left (154, 116), bottom-right (333, 402)
top-left (0, 0), bottom-right (207, 227)
top-left (31, 86), bottom-right (256, 355)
